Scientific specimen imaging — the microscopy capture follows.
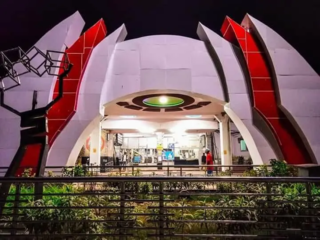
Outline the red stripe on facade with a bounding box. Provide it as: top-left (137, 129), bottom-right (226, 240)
top-left (221, 17), bottom-right (311, 164)
top-left (17, 144), bottom-right (42, 176)
top-left (15, 20), bottom-right (107, 175)
top-left (48, 20), bottom-right (107, 146)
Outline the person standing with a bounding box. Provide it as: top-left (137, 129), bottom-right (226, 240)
top-left (122, 152), bottom-right (127, 171)
top-left (201, 153), bottom-right (206, 171)
top-left (116, 150), bottom-right (122, 169)
top-left (205, 148), bottom-right (214, 175)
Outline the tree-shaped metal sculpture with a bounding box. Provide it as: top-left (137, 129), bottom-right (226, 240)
top-left (0, 46), bottom-right (72, 213)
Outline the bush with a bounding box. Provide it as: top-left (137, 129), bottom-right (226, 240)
top-left (1, 181), bottom-right (319, 237)
top-left (269, 159), bottom-right (298, 177)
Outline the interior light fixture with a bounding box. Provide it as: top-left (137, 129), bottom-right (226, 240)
top-left (159, 96), bottom-right (168, 104)
top-left (120, 115), bottom-right (136, 119)
top-left (170, 127), bottom-right (186, 134)
top-left (138, 127), bottom-right (155, 133)
top-left (185, 115), bottom-right (202, 118)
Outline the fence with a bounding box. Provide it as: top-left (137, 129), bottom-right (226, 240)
top-left (0, 164), bottom-right (262, 177)
top-left (0, 176), bottom-right (319, 239)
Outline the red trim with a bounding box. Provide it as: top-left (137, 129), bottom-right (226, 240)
top-left (14, 20), bottom-right (107, 173)
top-left (221, 17), bottom-right (311, 164)
top-left (16, 144), bottom-right (42, 176)
top-left (48, 20), bottom-right (107, 145)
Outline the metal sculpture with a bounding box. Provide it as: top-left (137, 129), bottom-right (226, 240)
top-left (0, 46), bottom-right (72, 212)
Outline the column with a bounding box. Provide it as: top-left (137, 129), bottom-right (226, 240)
top-left (217, 114), bottom-right (232, 171)
top-left (156, 132), bottom-right (164, 163)
top-left (89, 123), bottom-right (101, 166)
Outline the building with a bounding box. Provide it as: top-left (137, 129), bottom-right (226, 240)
top-left (0, 12), bottom-right (319, 174)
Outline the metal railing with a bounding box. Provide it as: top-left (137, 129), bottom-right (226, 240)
top-left (0, 176), bottom-right (319, 239)
top-left (0, 164), bottom-right (261, 177)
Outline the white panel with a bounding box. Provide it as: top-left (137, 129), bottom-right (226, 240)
top-left (165, 69), bottom-right (192, 91)
top-left (140, 69), bottom-right (166, 90)
top-left (192, 77), bottom-right (224, 100)
top-left (165, 44), bottom-right (192, 69)
top-left (281, 90), bottom-right (320, 117)
top-left (191, 50), bottom-right (218, 77)
top-left (270, 49), bottom-right (316, 76)
top-left (77, 94), bottom-right (101, 121)
top-left (140, 45), bottom-right (166, 69)
top-left (112, 49), bottom-right (140, 75)
top-left (228, 94), bottom-right (252, 120)
top-left (277, 75), bottom-right (320, 90)
top-left (112, 75), bottom-right (141, 100)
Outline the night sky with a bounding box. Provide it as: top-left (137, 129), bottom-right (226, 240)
top-left (0, 0), bottom-right (320, 72)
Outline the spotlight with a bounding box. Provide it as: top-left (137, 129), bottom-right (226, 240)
top-left (159, 96), bottom-right (168, 104)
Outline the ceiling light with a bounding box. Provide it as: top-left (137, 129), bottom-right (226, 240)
top-left (138, 127), bottom-right (155, 133)
top-left (170, 127), bottom-right (186, 134)
top-left (120, 115), bottom-right (136, 119)
top-left (159, 96), bottom-right (168, 104)
top-left (185, 115), bottom-right (202, 118)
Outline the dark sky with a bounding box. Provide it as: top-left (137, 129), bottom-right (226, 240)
top-left (0, 0), bottom-right (320, 72)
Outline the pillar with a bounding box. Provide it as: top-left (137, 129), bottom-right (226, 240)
top-left (156, 132), bottom-right (164, 163)
top-left (89, 123), bottom-right (101, 166)
top-left (216, 114), bottom-right (232, 171)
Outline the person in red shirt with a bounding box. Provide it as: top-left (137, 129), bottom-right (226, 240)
top-left (205, 148), bottom-right (214, 175)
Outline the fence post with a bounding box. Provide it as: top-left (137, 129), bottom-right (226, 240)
top-left (132, 166), bottom-right (134, 176)
top-left (119, 182), bottom-right (125, 240)
top-left (180, 167), bottom-right (182, 177)
top-left (159, 182), bottom-right (164, 239)
top-left (11, 183), bottom-right (20, 236)
top-left (167, 166), bottom-right (169, 176)
top-left (265, 181), bottom-right (274, 237)
top-left (306, 182), bottom-right (314, 237)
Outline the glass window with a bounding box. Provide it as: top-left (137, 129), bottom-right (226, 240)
top-left (240, 140), bottom-right (248, 152)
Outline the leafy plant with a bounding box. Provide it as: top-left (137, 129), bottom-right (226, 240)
top-left (269, 159), bottom-right (297, 177)
top-left (62, 165), bottom-right (87, 177)
top-left (1, 175), bottom-right (319, 238)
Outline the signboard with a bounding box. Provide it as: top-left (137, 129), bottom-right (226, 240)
top-left (163, 150), bottom-right (174, 160)
top-left (157, 143), bottom-right (163, 151)
top-left (114, 133), bottom-right (123, 146)
top-left (133, 156), bottom-right (141, 163)
top-left (168, 143), bottom-right (175, 150)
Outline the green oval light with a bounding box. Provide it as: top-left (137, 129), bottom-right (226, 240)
top-left (143, 96), bottom-right (184, 108)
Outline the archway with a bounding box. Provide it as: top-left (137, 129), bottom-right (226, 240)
top-left (49, 89), bottom-right (263, 167)
top-left (47, 30), bottom-right (273, 167)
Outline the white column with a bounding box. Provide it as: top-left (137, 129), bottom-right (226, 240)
top-left (217, 114), bottom-right (232, 171)
top-left (89, 123), bottom-right (101, 166)
top-left (156, 132), bottom-right (164, 163)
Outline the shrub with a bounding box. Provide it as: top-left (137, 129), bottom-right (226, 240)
top-left (270, 159), bottom-right (298, 177)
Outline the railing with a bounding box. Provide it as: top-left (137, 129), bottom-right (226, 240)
top-left (0, 176), bottom-right (319, 239)
top-left (0, 164), bottom-right (261, 177)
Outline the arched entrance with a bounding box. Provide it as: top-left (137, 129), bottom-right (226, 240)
top-left (47, 28), bottom-right (276, 166)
